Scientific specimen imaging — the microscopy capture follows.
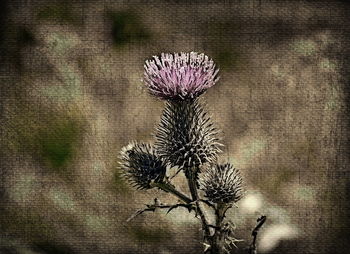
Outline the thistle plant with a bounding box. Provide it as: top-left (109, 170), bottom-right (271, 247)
top-left (119, 52), bottom-right (266, 254)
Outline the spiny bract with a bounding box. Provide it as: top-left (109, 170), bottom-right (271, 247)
top-left (155, 99), bottom-right (222, 174)
top-left (119, 142), bottom-right (166, 189)
top-left (200, 163), bottom-right (243, 204)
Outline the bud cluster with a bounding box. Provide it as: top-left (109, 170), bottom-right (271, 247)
top-left (119, 52), bottom-right (243, 203)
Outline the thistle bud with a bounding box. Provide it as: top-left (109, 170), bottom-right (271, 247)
top-left (155, 99), bottom-right (222, 174)
top-left (200, 163), bottom-right (243, 204)
top-left (119, 142), bottom-right (166, 190)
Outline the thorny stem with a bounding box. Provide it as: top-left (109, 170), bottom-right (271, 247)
top-left (209, 203), bottom-right (226, 254)
top-left (127, 199), bottom-right (195, 222)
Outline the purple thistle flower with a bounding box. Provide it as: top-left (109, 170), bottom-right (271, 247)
top-left (143, 52), bottom-right (219, 101)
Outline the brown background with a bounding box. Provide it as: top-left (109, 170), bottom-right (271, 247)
top-left (0, 1), bottom-right (349, 253)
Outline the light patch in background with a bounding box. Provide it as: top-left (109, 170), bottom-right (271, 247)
top-left (39, 66), bottom-right (83, 102)
top-left (320, 58), bottom-right (336, 72)
top-left (271, 64), bottom-right (287, 79)
top-left (85, 214), bottom-right (110, 233)
top-left (44, 31), bottom-right (80, 56)
top-left (291, 39), bottom-right (316, 56)
top-left (10, 174), bottom-right (37, 204)
top-left (259, 223), bottom-right (299, 253)
top-left (48, 188), bottom-right (77, 213)
top-left (266, 206), bottom-right (292, 224)
top-left (294, 186), bottom-right (316, 201)
top-left (15, 247), bottom-right (40, 254)
top-left (239, 193), bottom-right (263, 214)
top-left (232, 138), bottom-right (267, 167)
top-left (324, 86), bottom-right (341, 111)
top-left (37, 30), bottom-right (83, 102)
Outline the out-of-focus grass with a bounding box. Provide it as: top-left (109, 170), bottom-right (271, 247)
top-left (291, 39), bottom-right (316, 56)
top-left (293, 186), bottom-right (316, 202)
top-left (107, 10), bottom-right (150, 46)
top-left (37, 2), bottom-right (79, 25)
top-left (127, 225), bottom-right (173, 244)
top-left (203, 20), bottom-right (242, 70)
top-left (213, 48), bottom-right (240, 70)
top-left (0, 208), bottom-right (54, 243)
top-left (112, 167), bottom-right (130, 194)
top-left (17, 26), bottom-right (36, 46)
top-left (37, 116), bottom-right (82, 169)
top-left (9, 173), bottom-right (37, 204)
top-left (1, 25), bottom-right (36, 70)
top-left (262, 167), bottom-right (297, 196)
top-left (84, 214), bottom-right (112, 234)
top-left (6, 104), bottom-right (86, 176)
top-left (32, 241), bottom-right (75, 254)
top-left (49, 189), bottom-right (77, 213)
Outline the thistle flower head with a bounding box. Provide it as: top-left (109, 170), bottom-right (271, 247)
top-left (200, 163), bottom-right (243, 204)
top-left (143, 52), bottom-right (219, 101)
top-left (155, 99), bottom-right (222, 174)
top-left (119, 142), bottom-right (166, 190)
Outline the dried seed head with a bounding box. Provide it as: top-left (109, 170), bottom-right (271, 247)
top-left (143, 52), bottom-right (219, 101)
top-left (200, 163), bottom-right (243, 204)
top-left (119, 142), bottom-right (166, 190)
top-left (155, 99), bottom-right (222, 175)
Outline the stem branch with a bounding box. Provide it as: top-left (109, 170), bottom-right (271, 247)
top-left (127, 198), bottom-right (195, 222)
top-left (151, 182), bottom-right (192, 204)
top-left (187, 169), bottom-right (211, 241)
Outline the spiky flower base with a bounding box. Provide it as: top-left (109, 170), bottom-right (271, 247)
top-left (119, 142), bottom-right (166, 190)
top-left (200, 163), bottom-right (243, 204)
top-left (155, 99), bottom-right (222, 175)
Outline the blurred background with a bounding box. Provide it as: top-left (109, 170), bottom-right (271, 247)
top-left (0, 0), bottom-right (349, 253)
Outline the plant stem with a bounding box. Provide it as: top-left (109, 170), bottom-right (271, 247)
top-left (249, 216), bottom-right (267, 254)
top-left (186, 169), bottom-right (211, 245)
top-left (210, 203), bottom-right (226, 254)
top-left (151, 182), bottom-right (192, 204)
